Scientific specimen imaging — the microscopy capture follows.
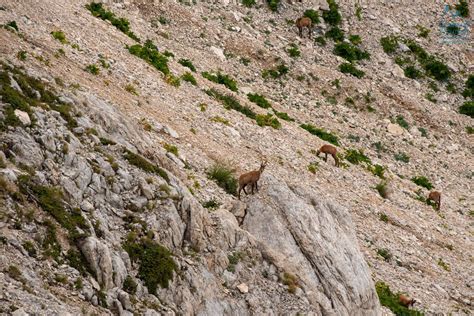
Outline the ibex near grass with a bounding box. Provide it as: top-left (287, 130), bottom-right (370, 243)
top-left (398, 294), bottom-right (416, 308)
top-left (427, 191), bottom-right (441, 211)
top-left (316, 144), bottom-right (339, 167)
top-left (295, 16), bottom-right (312, 38)
top-left (238, 160), bottom-right (267, 200)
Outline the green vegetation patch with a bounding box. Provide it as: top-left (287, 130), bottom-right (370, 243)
top-left (375, 281), bottom-right (424, 316)
top-left (462, 75), bottom-right (474, 99)
top-left (256, 113), bottom-right (281, 129)
top-left (123, 234), bottom-right (177, 294)
top-left (202, 71), bottom-right (238, 92)
top-left (459, 101), bottom-right (474, 117)
top-left (345, 149), bottom-right (371, 165)
top-left (123, 149), bottom-right (169, 182)
top-left (300, 124), bottom-right (339, 146)
top-left (86, 2), bottom-right (140, 41)
top-left (207, 163), bottom-right (238, 196)
top-left (455, 0), bottom-right (469, 18)
top-left (411, 176), bottom-right (433, 190)
top-left (303, 9), bottom-right (320, 24)
top-left (247, 93), bottom-right (271, 109)
top-left (206, 88), bottom-right (256, 120)
top-left (178, 58), bottom-right (196, 72)
top-left (181, 72), bottom-right (197, 85)
top-left (128, 40), bottom-right (170, 75)
top-left (325, 26), bottom-right (344, 42)
top-left (339, 63), bottom-right (365, 78)
top-left (333, 42), bottom-right (370, 62)
top-left (262, 64), bottom-right (289, 79)
top-left (380, 35), bottom-right (399, 54)
top-left (322, 0), bottom-right (342, 26)
top-left (267, 0), bottom-right (280, 12)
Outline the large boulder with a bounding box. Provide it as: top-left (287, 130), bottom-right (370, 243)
top-left (243, 176), bottom-right (380, 315)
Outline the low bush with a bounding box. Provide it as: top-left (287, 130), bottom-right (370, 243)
top-left (247, 93), bottom-right (271, 109)
top-left (267, 0), bottom-right (280, 12)
top-left (51, 31), bottom-right (68, 44)
top-left (314, 36), bottom-right (327, 46)
top-left (348, 34), bottom-right (362, 45)
top-left (376, 281), bottom-right (424, 316)
top-left (446, 24), bottom-right (460, 35)
top-left (345, 149), bottom-right (371, 165)
top-left (262, 64), bottom-right (289, 79)
top-left (411, 176), bottom-right (433, 190)
top-left (333, 42), bottom-right (370, 62)
top-left (394, 152), bottom-right (410, 163)
top-left (304, 9), bottom-right (320, 24)
top-left (6, 21), bottom-right (18, 31)
top-left (242, 0), bottom-right (256, 7)
top-left (181, 72), bottom-right (197, 85)
top-left (376, 181), bottom-right (389, 199)
top-left (339, 63), bottom-right (365, 78)
top-left (123, 235), bottom-right (177, 294)
top-left (85, 64), bottom-right (100, 75)
top-left (462, 75), bottom-right (474, 99)
top-left (300, 124), bottom-right (339, 146)
top-left (325, 26), bottom-right (344, 42)
top-left (123, 149), bottom-right (169, 182)
top-left (377, 248), bottom-right (392, 261)
top-left (404, 66), bottom-right (422, 79)
top-left (165, 74), bottom-right (180, 87)
top-left (202, 198), bottom-right (220, 210)
top-left (459, 101), bottom-right (474, 117)
top-left (128, 40), bottom-right (169, 75)
top-left (395, 115), bottom-right (409, 129)
top-left (202, 71), bottom-right (238, 92)
top-left (322, 0), bottom-right (341, 26)
top-left (256, 113), bottom-right (281, 129)
top-left (123, 275), bottom-right (137, 294)
top-left (207, 163), bottom-right (238, 195)
top-left (287, 43), bottom-right (301, 58)
top-left (163, 143), bottom-right (178, 156)
top-left (423, 58), bottom-right (450, 81)
top-left (274, 110), bottom-right (294, 121)
top-left (455, 0), bottom-right (469, 18)
top-left (206, 89), bottom-right (256, 119)
top-left (178, 58), bottom-right (196, 72)
top-left (86, 2), bottom-right (140, 41)
top-left (369, 164), bottom-right (385, 179)
top-left (380, 36), bottom-right (398, 54)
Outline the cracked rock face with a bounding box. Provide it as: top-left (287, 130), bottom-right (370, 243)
top-left (244, 176), bottom-right (379, 315)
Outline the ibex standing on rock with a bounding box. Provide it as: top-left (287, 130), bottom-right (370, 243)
top-left (316, 144), bottom-right (339, 167)
top-left (238, 160), bottom-right (267, 200)
top-left (427, 191), bottom-right (441, 211)
top-left (295, 16), bottom-right (312, 38)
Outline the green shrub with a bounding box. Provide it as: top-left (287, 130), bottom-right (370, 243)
top-left (376, 181), bottom-right (389, 199)
top-left (51, 31), bottom-right (68, 44)
top-left (42, 220), bottom-right (61, 260)
top-left (123, 236), bottom-right (177, 294)
top-left (348, 34), bottom-right (362, 45)
top-left (178, 58), bottom-right (196, 72)
top-left (181, 72), bottom-right (197, 85)
top-left (128, 40), bottom-right (170, 75)
top-left (375, 281), bottom-right (424, 316)
top-left (6, 21), bottom-right (18, 31)
top-left (206, 89), bottom-right (256, 119)
top-left (322, 0), bottom-right (342, 26)
top-left (123, 149), bottom-right (169, 182)
top-left (425, 92), bottom-right (437, 103)
top-left (404, 66), bottom-right (422, 79)
top-left (300, 124), bottom-right (339, 146)
top-left (380, 36), bottom-right (398, 54)
top-left (446, 24), bottom-right (460, 35)
top-left (369, 164), bottom-right (385, 179)
top-left (405, 40), bottom-right (428, 60)
top-left (395, 115), bottom-right (409, 129)
top-left (256, 114), bottom-right (281, 129)
top-left (202, 198), bottom-right (220, 210)
top-left (314, 36), bottom-right (327, 46)
top-left (411, 176), bottom-right (433, 190)
top-left (123, 275), bottom-right (137, 294)
top-left (459, 101), bottom-right (474, 117)
top-left (274, 110), bottom-right (294, 121)
top-left (416, 25), bottom-right (430, 38)
top-left (125, 84), bottom-right (138, 95)
top-left (287, 43), bottom-right (301, 58)
top-left (7, 265), bottom-right (22, 281)
top-left (165, 74), bottom-right (180, 87)
top-left (333, 42), bottom-right (370, 62)
top-left (377, 248), bottom-right (392, 261)
top-left (242, 0), bottom-right (256, 7)
top-left (207, 163), bottom-right (238, 195)
top-left (303, 9), bottom-right (320, 24)
top-left (202, 71), bottom-right (238, 92)
top-left (394, 152), bottom-right (410, 163)
top-left (325, 26), bottom-right (344, 42)
top-left (262, 64), bottom-right (289, 79)
top-left (462, 75), bottom-right (474, 99)
top-left (247, 93), bottom-right (271, 109)
top-left (455, 0), bottom-right (469, 18)
top-left (163, 143), bottom-right (178, 156)
top-left (379, 213), bottom-right (389, 223)
top-left (345, 149), bottom-right (371, 165)
top-left (307, 162), bottom-right (318, 174)
top-left (17, 51), bottom-right (27, 60)
top-left (437, 258), bottom-right (451, 271)
top-left (85, 64), bottom-right (100, 75)
top-left (339, 63), bottom-right (365, 78)
top-left (267, 0), bottom-right (280, 12)
top-left (423, 58), bottom-right (450, 81)
top-left (22, 241), bottom-right (37, 257)
top-left (18, 177), bottom-right (88, 241)
top-left (66, 249), bottom-right (91, 276)
top-left (86, 2), bottom-right (140, 41)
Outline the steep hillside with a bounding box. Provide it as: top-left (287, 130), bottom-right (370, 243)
top-left (0, 0), bottom-right (472, 315)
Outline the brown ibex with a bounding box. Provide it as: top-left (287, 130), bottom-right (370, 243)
top-left (316, 144), bottom-right (339, 167)
top-left (295, 16), bottom-right (312, 38)
top-left (427, 191), bottom-right (441, 211)
top-left (238, 160), bottom-right (267, 200)
top-left (398, 294), bottom-right (416, 308)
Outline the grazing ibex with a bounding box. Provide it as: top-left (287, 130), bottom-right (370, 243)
top-left (238, 160), bottom-right (267, 200)
top-left (398, 294), bottom-right (416, 308)
top-left (316, 144), bottom-right (339, 167)
top-left (427, 191), bottom-right (441, 211)
top-left (295, 16), bottom-right (312, 38)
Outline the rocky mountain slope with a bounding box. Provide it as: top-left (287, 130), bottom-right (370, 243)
top-left (0, 0), bottom-right (472, 315)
